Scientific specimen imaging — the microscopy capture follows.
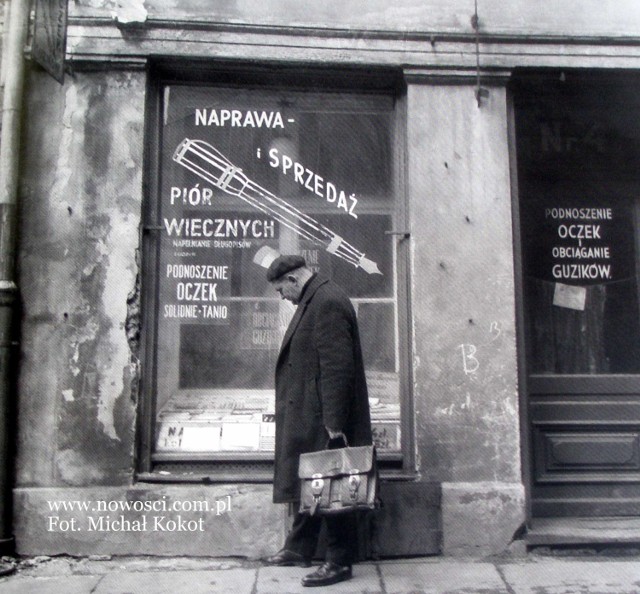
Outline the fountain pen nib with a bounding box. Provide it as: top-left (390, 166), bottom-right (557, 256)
top-left (359, 256), bottom-right (382, 275)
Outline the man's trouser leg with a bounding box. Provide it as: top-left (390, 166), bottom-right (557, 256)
top-left (284, 511), bottom-right (357, 565)
top-left (324, 513), bottom-right (357, 566)
top-left (284, 511), bottom-right (322, 560)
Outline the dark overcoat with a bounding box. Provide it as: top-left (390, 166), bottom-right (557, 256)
top-left (273, 274), bottom-right (372, 503)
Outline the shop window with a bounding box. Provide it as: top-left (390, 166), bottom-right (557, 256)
top-left (142, 76), bottom-right (409, 470)
top-left (516, 76), bottom-right (640, 375)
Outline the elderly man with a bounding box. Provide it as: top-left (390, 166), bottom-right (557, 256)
top-left (264, 254), bottom-right (372, 588)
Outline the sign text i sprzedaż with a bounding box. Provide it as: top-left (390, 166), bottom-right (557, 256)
top-left (266, 147), bottom-right (358, 218)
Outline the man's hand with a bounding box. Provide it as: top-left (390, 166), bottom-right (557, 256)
top-left (326, 428), bottom-right (346, 441)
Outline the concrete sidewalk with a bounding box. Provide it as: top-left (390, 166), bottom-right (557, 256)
top-left (0, 552), bottom-right (639, 593)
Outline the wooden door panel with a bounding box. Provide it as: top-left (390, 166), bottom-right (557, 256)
top-left (530, 375), bottom-right (640, 516)
top-left (533, 428), bottom-right (640, 480)
top-left (533, 489), bottom-right (640, 517)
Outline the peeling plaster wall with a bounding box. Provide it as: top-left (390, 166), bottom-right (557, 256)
top-left (407, 83), bottom-right (520, 485)
top-left (407, 83), bottom-right (525, 554)
top-left (17, 69), bottom-right (145, 487)
top-left (72, 0), bottom-right (640, 38)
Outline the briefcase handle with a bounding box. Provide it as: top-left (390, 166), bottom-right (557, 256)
top-left (326, 433), bottom-right (348, 449)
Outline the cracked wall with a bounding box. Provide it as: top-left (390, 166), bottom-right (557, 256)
top-left (407, 84), bottom-right (521, 485)
top-left (17, 68), bottom-right (145, 487)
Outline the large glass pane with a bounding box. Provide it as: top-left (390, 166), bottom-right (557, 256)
top-left (516, 77), bottom-right (640, 375)
top-left (154, 84), bottom-right (400, 454)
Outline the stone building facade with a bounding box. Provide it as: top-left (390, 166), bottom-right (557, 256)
top-left (7, 1), bottom-right (640, 557)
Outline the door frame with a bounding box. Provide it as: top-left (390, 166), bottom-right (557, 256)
top-left (507, 69), bottom-right (640, 523)
top-left (506, 76), bottom-right (534, 525)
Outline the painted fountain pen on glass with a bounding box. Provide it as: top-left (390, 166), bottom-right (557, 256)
top-left (173, 138), bottom-right (382, 275)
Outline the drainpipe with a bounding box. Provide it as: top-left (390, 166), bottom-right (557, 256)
top-left (0, 0), bottom-right (29, 555)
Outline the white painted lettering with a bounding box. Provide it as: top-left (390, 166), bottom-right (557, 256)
top-left (194, 109), bottom-right (286, 128)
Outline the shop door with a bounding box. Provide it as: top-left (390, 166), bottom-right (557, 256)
top-left (514, 73), bottom-right (640, 517)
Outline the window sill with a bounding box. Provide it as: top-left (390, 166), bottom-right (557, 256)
top-left (137, 468), bottom-right (418, 484)
top-left (141, 451), bottom-right (412, 484)
top-left (151, 450), bottom-right (403, 463)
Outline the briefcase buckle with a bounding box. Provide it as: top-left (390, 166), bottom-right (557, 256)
top-left (311, 474), bottom-right (325, 496)
top-left (348, 474), bottom-right (361, 501)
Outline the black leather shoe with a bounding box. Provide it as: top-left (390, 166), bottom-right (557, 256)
top-left (263, 548), bottom-right (311, 567)
top-left (301, 562), bottom-right (352, 587)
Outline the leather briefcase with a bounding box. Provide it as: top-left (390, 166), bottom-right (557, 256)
top-left (298, 444), bottom-right (379, 516)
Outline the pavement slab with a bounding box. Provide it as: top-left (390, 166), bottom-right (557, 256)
top-left (0, 575), bottom-right (102, 594)
top-left (381, 560), bottom-right (509, 594)
top-left (499, 559), bottom-right (640, 594)
top-left (96, 568), bottom-right (257, 594)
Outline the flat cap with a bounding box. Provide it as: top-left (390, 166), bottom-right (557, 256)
top-left (266, 254), bottom-right (306, 282)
